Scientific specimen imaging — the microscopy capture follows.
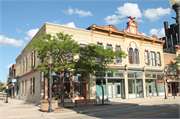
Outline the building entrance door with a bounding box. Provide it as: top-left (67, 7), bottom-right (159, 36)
top-left (136, 79), bottom-right (143, 98)
top-left (108, 83), bottom-right (113, 98)
top-left (146, 83), bottom-right (153, 97)
top-left (115, 83), bottom-right (121, 98)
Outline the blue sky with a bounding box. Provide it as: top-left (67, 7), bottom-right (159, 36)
top-left (0, 0), bottom-right (177, 83)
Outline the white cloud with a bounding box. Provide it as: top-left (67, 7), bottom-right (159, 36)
top-left (149, 28), bottom-right (165, 38)
top-left (62, 22), bottom-right (76, 28)
top-left (115, 3), bottom-right (142, 19)
top-left (26, 24), bottom-right (29, 26)
top-left (75, 9), bottom-right (93, 17)
top-left (53, 19), bottom-right (61, 24)
top-left (16, 29), bottom-right (22, 33)
top-left (24, 28), bottom-right (39, 41)
top-left (7, 63), bottom-right (14, 69)
top-left (63, 7), bottom-right (93, 17)
top-left (144, 7), bottom-right (171, 22)
top-left (104, 14), bottom-right (124, 24)
top-left (0, 35), bottom-right (25, 47)
top-left (63, 6), bottom-right (74, 15)
top-left (142, 33), bottom-right (146, 36)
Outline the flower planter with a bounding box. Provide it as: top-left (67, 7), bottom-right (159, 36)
top-left (40, 100), bottom-right (56, 112)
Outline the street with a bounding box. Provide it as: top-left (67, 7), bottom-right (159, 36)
top-left (37, 99), bottom-right (179, 119)
top-left (1, 96), bottom-right (179, 119)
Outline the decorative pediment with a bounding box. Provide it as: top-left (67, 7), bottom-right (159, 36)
top-left (104, 25), bottom-right (118, 32)
top-left (122, 16), bottom-right (142, 35)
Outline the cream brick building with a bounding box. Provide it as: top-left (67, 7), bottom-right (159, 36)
top-left (15, 18), bottom-right (165, 103)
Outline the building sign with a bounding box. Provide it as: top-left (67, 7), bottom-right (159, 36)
top-left (12, 79), bottom-right (17, 82)
top-left (51, 72), bottom-right (57, 76)
top-left (158, 80), bottom-right (163, 83)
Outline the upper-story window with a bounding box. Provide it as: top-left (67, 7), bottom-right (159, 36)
top-left (116, 46), bottom-right (121, 63)
top-left (31, 52), bottom-right (33, 67)
top-left (129, 48), bottom-right (139, 64)
top-left (129, 48), bottom-right (134, 64)
top-left (145, 50), bottom-right (149, 65)
top-left (23, 58), bottom-right (25, 73)
top-left (151, 51), bottom-right (156, 66)
top-left (157, 52), bottom-right (161, 66)
top-left (134, 49), bottom-right (139, 64)
top-left (26, 56), bottom-right (28, 72)
top-left (79, 44), bottom-right (86, 58)
top-left (97, 43), bottom-right (103, 47)
top-left (107, 44), bottom-right (112, 50)
top-left (34, 50), bottom-right (36, 67)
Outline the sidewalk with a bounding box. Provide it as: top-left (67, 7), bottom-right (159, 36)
top-left (0, 96), bottom-right (180, 118)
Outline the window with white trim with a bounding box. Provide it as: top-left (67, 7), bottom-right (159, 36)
top-left (151, 52), bottom-right (156, 66)
top-left (145, 51), bottom-right (149, 65)
top-left (116, 46), bottom-right (121, 63)
top-left (134, 49), bottom-right (139, 64)
top-left (129, 48), bottom-right (133, 64)
top-left (157, 52), bottom-right (161, 66)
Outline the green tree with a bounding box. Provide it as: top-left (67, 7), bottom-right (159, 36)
top-left (73, 44), bottom-right (127, 104)
top-left (0, 81), bottom-right (6, 92)
top-left (169, 55), bottom-right (180, 77)
top-left (27, 32), bottom-right (80, 107)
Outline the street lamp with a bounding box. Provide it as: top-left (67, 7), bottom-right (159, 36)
top-left (48, 57), bottom-right (53, 112)
top-left (169, 0), bottom-right (180, 46)
top-left (163, 68), bottom-right (168, 99)
top-left (6, 86), bottom-right (8, 103)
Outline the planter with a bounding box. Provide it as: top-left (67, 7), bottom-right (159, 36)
top-left (40, 101), bottom-right (56, 112)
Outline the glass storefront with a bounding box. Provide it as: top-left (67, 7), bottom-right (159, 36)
top-left (46, 71), bottom-right (86, 103)
top-left (128, 72), bottom-right (143, 99)
top-left (145, 71), bottom-right (163, 97)
top-left (96, 71), bottom-right (125, 99)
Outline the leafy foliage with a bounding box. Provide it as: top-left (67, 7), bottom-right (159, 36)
top-left (168, 55), bottom-right (180, 76)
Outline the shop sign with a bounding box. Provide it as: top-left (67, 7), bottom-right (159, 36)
top-left (12, 79), bottom-right (17, 82)
top-left (158, 80), bottom-right (163, 83)
top-left (51, 72), bottom-right (57, 76)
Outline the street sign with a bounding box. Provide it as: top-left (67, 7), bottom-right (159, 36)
top-left (51, 72), bottom-right (57, 76)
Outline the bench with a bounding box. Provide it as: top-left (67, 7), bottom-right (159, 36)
top-left (75, 99), bottom-right (95, 106)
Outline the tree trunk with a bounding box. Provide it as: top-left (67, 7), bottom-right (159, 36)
top-left (101, 74), bottom-right (104, 105)
top-left (61, 71), bottom-right (66, 107)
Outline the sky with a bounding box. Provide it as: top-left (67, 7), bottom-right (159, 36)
top-left (0, 0), bottom-right (177, 83)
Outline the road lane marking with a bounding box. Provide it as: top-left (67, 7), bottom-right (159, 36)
top-left (123, 108), bottom-right (179, 118)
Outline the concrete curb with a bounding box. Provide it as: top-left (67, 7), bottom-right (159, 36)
top-left (76, 103), bottom-right (139, 114)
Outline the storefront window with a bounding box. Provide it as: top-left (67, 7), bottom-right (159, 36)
top-left (115, 73), bottom-right (124, 77)
top-left (145, 74), bottom-right (151, 78)
top-left (96, 79), bottom-right (106, 95)
top-left (175, 83), bottom-right (179, 93)
top-left (52, 83), bottom-right (61, 98)
top-left (128, 79), bottom-right (135, 94)
top-left (95, 72), bottom-right (105, 77)
top-left (168, 83), bottom-right (171, 94)
top-left (74, 73), bottom-right (85, 82)
top-left (64, 83), bottom-right (70, 98)
top-left (135, 72), bottom-right (142, 79)
top-left (62, 72), bottom-right (71, 81)
top-left (128, 73), bottom-right (134, 78)
top-left (107, 73), bottom-right (113, 77)
top-left (157, 75), bottom-right (164, 95)
top-left (41, 71), bottom-right (44, 99)
top-left (152, 74), bottom-right (156, 78)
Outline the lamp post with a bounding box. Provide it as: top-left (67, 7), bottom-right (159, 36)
top-left (169, 0), bottom-right (180, 46)
top-left (163, 68), bottom-right (168, 99)
top-left (48, 57), bottom-right (53, 112)
top-left (6, 86), bottom-right (8, 103)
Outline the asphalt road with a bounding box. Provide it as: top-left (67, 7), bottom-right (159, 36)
top-left (23, 98), bottom-right (179, 119)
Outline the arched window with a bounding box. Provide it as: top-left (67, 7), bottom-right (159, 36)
top-left (134, 49), bottom-right (139, 64)
top-left (129, 48), bottom-right (133, 64)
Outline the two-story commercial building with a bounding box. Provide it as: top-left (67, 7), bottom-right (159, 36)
top-left (15, 17), bottom-right (165, 103)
